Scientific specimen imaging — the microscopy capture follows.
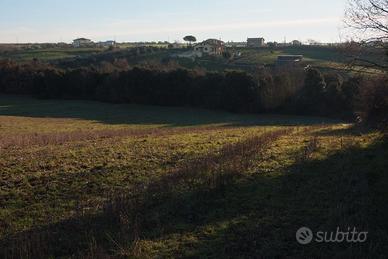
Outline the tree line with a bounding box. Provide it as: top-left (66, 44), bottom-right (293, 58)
top-left (0, 59), bottom-right (386, 127)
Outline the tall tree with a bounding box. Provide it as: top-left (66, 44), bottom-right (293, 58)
top-left (344, 0), bottom-right (388, 71)
top-left (298, 68), bottom-right (327, 114)
top-left (183, 35), bottom-right (197, 46)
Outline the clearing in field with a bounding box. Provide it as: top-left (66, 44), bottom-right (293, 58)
top-left (0, 95), bottom-right (387, 258)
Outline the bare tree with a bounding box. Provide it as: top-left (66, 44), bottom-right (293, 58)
top-left (344, 0), bottom-right (388, 71)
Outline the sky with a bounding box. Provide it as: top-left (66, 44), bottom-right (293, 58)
top-left (0, 0), bottom-right (348, 43)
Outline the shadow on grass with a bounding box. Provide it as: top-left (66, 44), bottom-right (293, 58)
top-left (0, 94), bottom-right (340, 127)
top-left (1, 135), bottom-right (387, 258)
top-left (132, 136), bottom-right (388, 258)
top-left (312, 124), bottom-right (377, 137)
top-left (193, 137), bottom-right (388, 258)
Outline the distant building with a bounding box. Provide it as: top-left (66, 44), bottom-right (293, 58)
top-left (57, 42), bottom-right (70, 48)
top-left (97, 40), bottom-right (116, 47)
top-left (267, 42), bottom-right (279, 48)
top-left (169, 42), bottom-right (183, 49)
top-left (276, 55), bottom-right (303, 66)
top-left (72, 38), bottom-right (93, 48)
top-left (292, 40), bottom-right (302, 46)
top-left (194, 39), bottom-right (225, 56)
top-left (247, 38), bottom-right (265, 47)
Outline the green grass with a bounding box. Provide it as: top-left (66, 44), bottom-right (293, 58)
top-left (0, 94), bottom-right (386, 258)
top-left (1, 45), bottom-right (382, 76)
top-left (0, 45), bottom-right (345, 69)
top-left (0, 48), bottom-right (104, 61)
top-left (173, 46), bottom-right (353, 74)
top-left (234, 46), bottom-right (347, 69)
top-left (232, 46), bottom-right (384, 75)
top-left (0, 45), bottom-right (170, 64)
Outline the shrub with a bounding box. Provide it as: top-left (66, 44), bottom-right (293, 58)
top-left (222, 71), bottom-right (260, 112)
top-left (296, 68), bottom-right (327, 115)
top-left (359, 76), bottom-right (388, 128)
top-left (340, 76), bottom-right (363, 118)
top-left (1, 59), bottom-right (385, 127)
top-left (324, 72), bottom-right (344, 114)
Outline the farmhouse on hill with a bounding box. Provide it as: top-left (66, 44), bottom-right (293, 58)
top-left (194, 39), bottom-right (225, 56)
top-left (72, 38), bottom-right (93, 48)
top-left (247, 37), bottom-right (265, 47)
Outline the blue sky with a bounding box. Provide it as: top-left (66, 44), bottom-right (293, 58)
top-left (0, 0), bottom-right (347, 43)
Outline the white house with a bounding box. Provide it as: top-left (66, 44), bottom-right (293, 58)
top-left (193, 39), bottom-right (225, 56)
top-left (72, 38), bottom-right (93, 48)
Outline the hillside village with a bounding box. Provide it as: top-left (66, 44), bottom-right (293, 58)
top-left (0, 35), bottom-right (330, 69)
top-left (170, 37), bottom-right (305, 66)
top-left (0, 34), bottom-right (356, 69)
top-left (69, 36), bottom-right (316, 51)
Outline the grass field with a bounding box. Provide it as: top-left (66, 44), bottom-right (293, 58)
top-left (0, 48), bottom-right (105, 62)
top-left (174, 46), bottom-right (355, 74)
top-left (1, 45), bottom-right (383, 77)
top-left (0, 95), bottom-right (387, 258)
top-left (237, 46), bottom-right (346, 64)
top-left (0, 45), bottom-right (346, 70)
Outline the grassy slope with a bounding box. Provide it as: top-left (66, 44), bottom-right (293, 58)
top-left (1, 46), bottom-right (383, 76)
top-left (0, 46), bottom-right (169, 67)
top-left (233, 46), bottom-right (347, 71)
top-left (174, 46), bottom-right (352, 74)
top-left (232, 46), bottom-right (384, 75)
top-left (0, 95), bottom-right (319, 236)
top-left (0, 95), bottom-right (387, 258)
top-left (1, 45), bottom-right (345, 70)
top-left (0, 48), bottom-right (105, 61)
